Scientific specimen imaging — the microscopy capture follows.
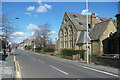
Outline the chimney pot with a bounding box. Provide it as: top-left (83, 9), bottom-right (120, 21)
top-left (92, 13), bottom-right (96, 15)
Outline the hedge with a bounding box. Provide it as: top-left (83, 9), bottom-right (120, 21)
top-left (43, 48), bottom-right (55, 52)
top-left (61, 49), bottom-right (85, 58)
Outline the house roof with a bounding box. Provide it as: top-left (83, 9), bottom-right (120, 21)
top-left (76, 31), bottom-right (91, 45)
top-left (65, 12), bottom-right (110, 31)
top-left (89, 20), bottom-right (110, 40)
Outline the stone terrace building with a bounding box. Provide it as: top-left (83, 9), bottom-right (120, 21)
top-left (58, 12), bottom-right (116, 56)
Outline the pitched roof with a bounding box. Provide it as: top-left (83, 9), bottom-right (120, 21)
top-left (65, 12), bottom-right (110, 30)
top-left (89, 20), bottom-right (110, 40)
top-left (76, 31), bottom-right (91, 44)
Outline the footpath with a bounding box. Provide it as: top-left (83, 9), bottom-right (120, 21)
top-left (0, 51), bottom-right (15, 80)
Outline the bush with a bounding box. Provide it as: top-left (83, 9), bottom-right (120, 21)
top-left (61, 49), bottom-right (85, 59)
top-left (35, 47), bottom-right (41, 52)
top-left (43, 48), bottom-right (55, 52)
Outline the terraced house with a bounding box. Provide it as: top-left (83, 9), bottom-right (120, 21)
top-left (58, 12), bottom-right (116, 56)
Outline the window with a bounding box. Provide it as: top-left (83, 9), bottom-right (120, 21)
top-left (88, 24), bottom-right (91, 28)
top-left (73, 15), bottom-right (77, 18)
top-left (64, 19), bottom-right (67, 23)
top-left (64, 28), bottom-right (68, 48)
top-left (79, 22), bottom-right (83, 26)
top-left (69, 26), bottom-right (74, 48)
top-left (60, 29), bottom-right (64, 48)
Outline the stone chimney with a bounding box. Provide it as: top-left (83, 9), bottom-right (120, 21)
top-left (115, 13), bottom-right (120, 55)
top-left (90, 13), bottom-right (97, 28)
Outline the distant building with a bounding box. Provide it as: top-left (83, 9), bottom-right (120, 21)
top-left (58, 12), bottom-right (116, 56)
top-left (23, 38), bottom-right (33, 47)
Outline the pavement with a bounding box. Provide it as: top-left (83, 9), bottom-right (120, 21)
top-left (14, 49), bottom-right (119, 79)
top-left (0, 50), bottom-right (15, 79)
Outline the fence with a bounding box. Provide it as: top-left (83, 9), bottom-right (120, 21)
top-left (91, 55), bottom-right (120, 69)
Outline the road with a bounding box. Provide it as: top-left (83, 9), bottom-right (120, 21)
top-left (14, 49), bottom-right (118, 79)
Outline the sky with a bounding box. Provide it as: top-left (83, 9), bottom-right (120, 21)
top-left (2, 2), bottom-right (118, 43)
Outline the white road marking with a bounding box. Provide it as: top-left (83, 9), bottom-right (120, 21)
top-left (49, 65), bottom-right (69, 75)
top-left (80, 65), bottom-right (118, 77)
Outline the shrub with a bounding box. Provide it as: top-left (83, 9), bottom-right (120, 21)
top-left (43, 48), bottom-right (55, 52)
top-left (61, 49), bottom-right (85, 59)
top-left (35, 47), bottom-right (41, 52)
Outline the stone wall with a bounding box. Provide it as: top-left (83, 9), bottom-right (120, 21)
top-left (91, 55), bottom-right (120, 68)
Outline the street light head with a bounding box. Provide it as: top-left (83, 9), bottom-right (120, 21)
top-left (15, 17), bottom-right (19, 19)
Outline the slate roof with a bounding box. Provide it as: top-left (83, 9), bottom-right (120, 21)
top-left (89, 20), bottom-right (110, 40)
top-left (65, 12), bottom-right (110, 31)
top-left (59, 12), bottom-right (116, 44)
top-left (76, 31), bottom-right (91, 44)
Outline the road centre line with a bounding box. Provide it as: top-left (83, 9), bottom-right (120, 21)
top-left (22, 50), bottom-right (118, 77)
top-left (46, 54), bottom-right (118, 77)
top-left (49, 65), bottom-right (69, 75)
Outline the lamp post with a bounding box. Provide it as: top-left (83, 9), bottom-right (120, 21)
top-left (1, 17), bottom-right (19, 54)
top-left (34, 39), bottom-right (36, 52)
top-left (86, 0), bottom-right (89, 64)
top-left (54, 38), bottom-right (57, 54)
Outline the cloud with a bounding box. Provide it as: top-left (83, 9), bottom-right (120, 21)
top-left (25, 0), bottom-right (52, 16)
top-left (48, 31), bottom-right (56, 34)
top-left (26, 24), bottom-right (38, 30)
top-left (81, 9), bottom-right (91, 15)
top-left (38, 0), bottom-right (42, 5)
top-left (44, 4), bottom-right (52, 9)
top-left (25, 12), bottom-right (32, 16)
top-left (36, 3), bottom-right (52, 13)
top-left (36, 6), bottom-right (47, 13)
top-left (11, 31), bottom-right (36, 43)
top-left (27, 6), bottom-right (35, 11)
top-left (12, 32), bottom-right (25, 37)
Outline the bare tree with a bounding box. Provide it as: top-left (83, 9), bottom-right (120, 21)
top-left (2, 14), bottom-right (17, 42)
top-left (34, 23), bottom-right (51, 48)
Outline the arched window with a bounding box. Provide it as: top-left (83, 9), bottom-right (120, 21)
top-left (69, 26), bottom-right (74, 48)
top-left (60, 29), bottom-right (64, 48)
top-left (64, 27), bottom-right (68, 48)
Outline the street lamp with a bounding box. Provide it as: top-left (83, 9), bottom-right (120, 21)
top-left (1, 17), bottom-right (19, 54)
top-left (86, 0), bottom-right (89, 64)
top-left (34, 39), bottom-right (36, 52)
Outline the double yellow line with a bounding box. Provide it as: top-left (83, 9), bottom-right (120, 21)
top-left (14, 55), bottom-right (22, 80)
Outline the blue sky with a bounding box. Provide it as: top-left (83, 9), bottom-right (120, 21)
top-left (2, 2), bottom-right (118, 43)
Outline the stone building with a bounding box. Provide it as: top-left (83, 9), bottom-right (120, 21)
top-left (58, 12), bottom-right (116, 56)
top-left (89, 19), bottom-right (117, 55)
top-left (115, 13), bottom-right (120, 55)
top-left (23, 38), bottom-right (33, 47)
top-left (101, 13), bottom-right (120, 55)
